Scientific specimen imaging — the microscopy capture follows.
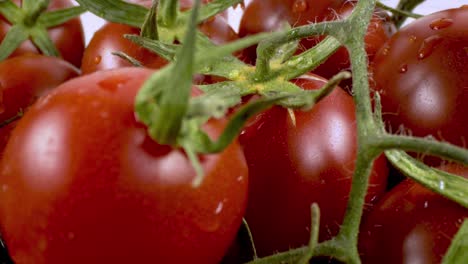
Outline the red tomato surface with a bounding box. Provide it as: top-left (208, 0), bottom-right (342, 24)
top-left (239, 74), bottom-right (389, 257)
top-left (0, 0), bottom-right (85, 67)
top-left (372, 7), bottom-right (468, 165)
top-left (239, 0), bottom-right (395, 88)
top-left (0, 54), bottom-right (79, 154)
top-left (359, 164), bottom-right (468, 263)
top-left (0, 68), bottom-right (248, 264)
top-left (81, 0), bottom-right (237, 74)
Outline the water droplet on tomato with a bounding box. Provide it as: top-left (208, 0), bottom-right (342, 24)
top-left (215, 201), bottom-right (224, 215)
top-left (417, 35), bottom-right (443, 60)
top-left (97, 77), bottom-right (128, 92)
top-left (38, 237), bottom-right (47, 252)
top-left (399, 64), bottom-right (408, 73)
top-left (1, 184), bottom-right (8, 192)
top-left (408, 35), bottom-right (417, 43)
top-left (292, 0), bottom-right (308, 13)
top-left (93, 55), bottom-right (102, 65)
top-left (429, 18), bottom-right (453, 30)
top-left (67, 232), bottom-right (75, 240)
top-left (381, 44), bottom-right (390, 56)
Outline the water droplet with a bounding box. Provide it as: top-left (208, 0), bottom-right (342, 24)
top-left (100, 111), bottom-right (110, 119)
top-left (439, 180), bottom-right (446, 190)
top-left (424, 201), bottom-right (429, 208)
top-left (1, 184), bottom-right (8, 192)
top-left (67, 232), bottom-right (75, 240)
top-left (408, 35), bottom-right (417, 43)
top-left (215, 202), bottom-right (224, 215)
top-left (229, 70), bottom-right (240, 79)
top-left (292, 0), bottom-right (308, 13)
top-left (381, 44), bottom-right (390, 56)
top-left (93, 56), bottom-right (102, 65)
top-left (97, 77), bottom-right (128, 92)
top-left (399, 64), bottom-right (408, 73)
top-left (418, 35), bottom-right (443, 60)
top-left (429, 18), bottom-right (453, 30)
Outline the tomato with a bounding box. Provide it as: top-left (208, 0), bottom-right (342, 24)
top-left (0, 54), bottom-right (79, 154)
top-left (0, 68), bottom-right (248, 263)
top-left (0, 0), bottom-right (85, 67)
top-left (372, 7), bottom-right (468, 165)
top-left (238, 0), bottom-right (395, 89)
top-left (359, 164), bottom-right (468, 263)
top-left (81, 0), bottom-right (237, 74)
top-left (239, 74), bottom-right (389, 257)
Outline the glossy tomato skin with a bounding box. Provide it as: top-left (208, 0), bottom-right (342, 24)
top-left (239, 0), bottom-right (395, 85)
top-left (0, 0), bottom-right (85, 67)
top-left (0, 54), bottom-right (79, 154)
top-left (239, 74), bottom-right (388, 257)
top-left (0, 68), bottom-right (248, 264)
top-left (81, 0), bottom-right (237, 74)
top-left (359, 165), bottom-right (468, 263)
top-left (372, 7), bottom-right (468, 164)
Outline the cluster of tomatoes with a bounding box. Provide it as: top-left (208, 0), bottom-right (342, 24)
top-left (0, 0), bottom-right (467, 263)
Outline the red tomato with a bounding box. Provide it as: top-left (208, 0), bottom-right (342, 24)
top-left (0, 0), bottom-right (85, 67)
top-left (81, 0), bottom-right (237, 74)
top-left (372, 7), bottom-right (468, 165)
top-left (0, 68), bottom-right (248, 264)
top-left (359, 164), bottom-right (468, 263)
top-left (239, 74), bottom-right (389, 257)
top-left (238, 0), bottom-right (395, 88)
top-left (0, 54), bottom-right (79, 154)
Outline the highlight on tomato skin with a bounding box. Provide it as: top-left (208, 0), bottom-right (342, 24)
top-left (0, 53), bottom-right (80, 155)
top-left (0, 67), bottom-right (248, 264)
top-left (371, 6), bottom-right (468, 165)
top-left (0, 0), bottom-right (85, 67)
top-left (358, 164), bottom-right (468, 264)
top-left (239, 74), bottom-right (389, 257)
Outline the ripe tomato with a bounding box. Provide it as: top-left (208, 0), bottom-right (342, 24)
top-left (0, 68), bottom-right (248, 263)
top-left (0, 0), bottom-right (85, 67)
top-left (371, 7), bottom-right (468, 165)
top-left (0, 54), bottom-right (79, 154)
top-left (359, 164), bottom-right (468, 263)
top-left (81, 0), bottom-right (237, 74)
top-left (239, 74), bottom-right (389, 257)
top-left (239, 0), bottom-right (395, 88)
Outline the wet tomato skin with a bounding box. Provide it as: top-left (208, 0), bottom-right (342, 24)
top-left (359, 164), bottom-right (468, 264)
top-left (372, 7), bottom-right (468, 164)
top-left (0, 68), bottom-right (248, 264)
top-left (0, 0), bottom-right (85, 67)
top-left (0, 54), bottom-right (79, 153)
top-left (239, 74), bottom-right (388, 257)
top-left (81, 0), bottom-right (237, 74)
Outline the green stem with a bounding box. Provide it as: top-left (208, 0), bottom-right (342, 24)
top-left (297, 204), bottom-right (320, 264)
top-left (442, 220), bottom-right (468, 264)
top-left (254, 21), bottom-right (343, 81)
top-left (376, 1), bottom-right (422, 20)
top-left (393, 0), bottom-right (425, 27)
top-left (158, 0), bottom-right (179, 28)
top-left (24, 0), bottom-right (49, 26)
top-left (372, 135), bottom-right (468, 165)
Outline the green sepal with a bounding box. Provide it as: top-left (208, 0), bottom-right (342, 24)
top-left (136, 0), bottom-right (201, 145)
top-left (75, 0), bottom-right (147, 28)
top-left (140, 0), bottom-right (159, 40)
top-left (111, 51), bottom-right (143, 67)
top-left (442, 220), bottom-right (468, 264)
top-left (125, 34), bottom-right (177, 62)
top-left (188, 0), bottom-right (242, 23)
top-left (386, 150), bottom-right (468, 208)
top-left (158, 0), bottom-right (179, 28)
top-left (30, 26), bottom-right (59, 57)
top-left (23, 0), bottom-right (49, 25)
top-left (39, 6), bottom-right (87, 28)
top-left (0, 24), bottom-right (29, 61)
top-left (0, 0), bottom-right (22, 24)
top-left (268, 23), bottom-right (299, 65)
top-left (181, 95), bottom-right (287, 154)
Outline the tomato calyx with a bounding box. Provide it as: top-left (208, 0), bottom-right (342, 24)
top-left (0, 0), bottom-right (85, 60)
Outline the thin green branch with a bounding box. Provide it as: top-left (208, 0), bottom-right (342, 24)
top-left (393, 0), bottom-right (425, 27)
top-left (373, 134), bottom-right (468, 165)
top-left (376, 1), bottom-right (422, 20)
top-left (39, 6), bottom-right (87, 28)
